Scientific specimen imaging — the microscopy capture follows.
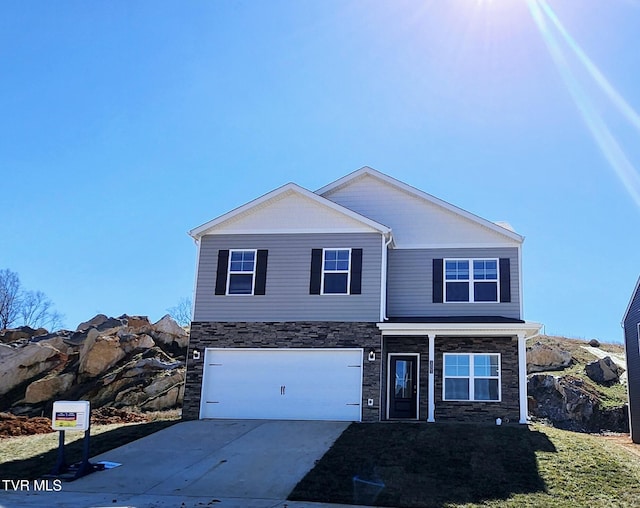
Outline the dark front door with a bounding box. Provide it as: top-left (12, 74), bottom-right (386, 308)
top-left (389, 355), bottom-right (418, 419)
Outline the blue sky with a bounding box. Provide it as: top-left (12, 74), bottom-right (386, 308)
top-left (2, 0), bottom-right (639, 342)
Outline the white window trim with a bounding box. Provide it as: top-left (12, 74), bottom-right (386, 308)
top-left (226, 249), bottom-right (257, 296)
top-left (444, 258), bottom-right (500, 303)
top-left (442, 353), bottom-right (502, 402)
top-left (320, 248), bottom-right (352, 295)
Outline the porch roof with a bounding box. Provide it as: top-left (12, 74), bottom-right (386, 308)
top-left (377, 318), bottom-right (542, 339)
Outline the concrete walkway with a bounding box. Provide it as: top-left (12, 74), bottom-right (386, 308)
top-left (1, 420), bottom-right (367, 508)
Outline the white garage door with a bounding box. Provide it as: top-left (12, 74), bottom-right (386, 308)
top-left (200, 348), bottom-right (363, 421)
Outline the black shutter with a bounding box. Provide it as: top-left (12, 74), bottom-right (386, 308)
top-left (254, 250), bottom-right (268, 295)
top-left (310, 249), bottom-right (322, 294)
top-left (215, 250), bottom-right (229, 295)
top-left (499, 258), bottom-right (511, 303)
top-left (350, 248), bottom-right (363, 295)
top-left (433, 258), bottom-right (443, 303)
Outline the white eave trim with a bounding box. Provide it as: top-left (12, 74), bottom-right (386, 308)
top-left (317, 167), bottom-right (524, 244)
top-left (377, 321), bottom-right (542, 339)
top-left (188, 181), bottom-right (392, 240)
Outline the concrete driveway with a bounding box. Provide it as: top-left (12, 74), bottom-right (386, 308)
top-left (1, 419), bottom-right (363, 508)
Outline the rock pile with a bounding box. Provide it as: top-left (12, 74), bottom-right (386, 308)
top-left (526, 339), bottom-right (628, 433)
top-left (0, 314), bottom-right (187, 417)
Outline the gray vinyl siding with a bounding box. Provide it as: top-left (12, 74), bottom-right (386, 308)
top-left (624, 285), bottom-right (640, 443)
top-left (387, 247), bottom-right (521, 320)
top-left (193, 233), bottom-right (382, 322)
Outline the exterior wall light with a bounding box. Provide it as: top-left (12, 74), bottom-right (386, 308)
top-left (192, 349), bottom-right (201, 360)
top-left (368, 350), bottom-right (376, 361)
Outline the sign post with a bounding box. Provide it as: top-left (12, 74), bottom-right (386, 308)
top-left (48, 401), bottom-right (102, 481)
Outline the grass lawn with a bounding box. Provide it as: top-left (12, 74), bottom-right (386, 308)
top-left (289, 422), bottom-right (640, 508)
top-left (0, 419), bottom-right (178, 480)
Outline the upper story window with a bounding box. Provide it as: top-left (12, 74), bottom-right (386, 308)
top-left (443, 353), bottom-right (501, 401)
top-left (310, 248), bottom-right (362, 296)
top-left (227, 250), bottom-right (256, 295)
top-left (214, 249), bottom-right (268, 296)
top-left (445, 259), bottom-right (498, 303)
top-left (322, 249), bottom-right (351, 294)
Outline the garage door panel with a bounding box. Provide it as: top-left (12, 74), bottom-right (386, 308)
top-left (200, 349), bottom-right (362, 421)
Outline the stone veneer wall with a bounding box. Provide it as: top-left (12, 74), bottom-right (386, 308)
top-left (183, 321), bottom-right (382, 422)
top-left (434, 336), bottom-right (520, 423)
top-left (382, 336), bottom-right (430, 420)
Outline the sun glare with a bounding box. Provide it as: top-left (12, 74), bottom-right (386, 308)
top-left (527, 0), bottom-right (640, 209)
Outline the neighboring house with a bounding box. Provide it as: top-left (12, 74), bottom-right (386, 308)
top-left (182, 167), bottom-right (541, 423)
top-left (623, 276), bottom-right (640, 443)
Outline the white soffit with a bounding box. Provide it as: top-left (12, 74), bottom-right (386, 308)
top-left (189, 183), bottom-right (391, 239)
top-left (377, 321), bottom-right (542, 339)
top-left (317, 167), bottom-right (523, 247)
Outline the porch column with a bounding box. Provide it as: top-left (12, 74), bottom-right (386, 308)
top-left (517, 332), bottom-right (528, 424)
top-left (427, 334), bottom-right (435, 423)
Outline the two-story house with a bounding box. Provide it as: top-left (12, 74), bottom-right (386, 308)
top-left (182, 167), bottom-right (541, 423)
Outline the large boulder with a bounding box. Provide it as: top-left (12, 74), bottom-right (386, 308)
top-left (116, 331), bottom-right (155, 353)
top-left (78, 329), bottom-right (125, 378)
top-left (76, 314), bottom-right (110, 331)
top-left (152, 315), bottom-right (189, 348)
top-left (0, 326), bottom-right (48, 344)
top-left (79, 328), bottom-right (155, 378)
top-left (31, 332), bottom-right (75, 355)
top-left (140, 384), bottom-right (183, 412)
top-left (0, 342), bottom-right (67, 396)
top-left (119, 315), bottom-right (153, 334)
top-left (585, 357), bottom-right (625, 385)
top-left (111, 369), bottom-right (185, 410)
top-left (527, 342), bottom-right (572, 373)
top-left (24, 373), bottom-right (75, 404)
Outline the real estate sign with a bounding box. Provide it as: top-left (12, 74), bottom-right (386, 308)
top-left (51, 401), bottom-right (90, 431)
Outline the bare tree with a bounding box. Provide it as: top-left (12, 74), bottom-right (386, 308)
top-left (167, 297), bottom-right (192, 327)
top-left (0, 269), bottom-right (21, 329)
top-left (19, 290), bottom-right (65, 330)
top-left (0, 268), bottom-right (65, 331)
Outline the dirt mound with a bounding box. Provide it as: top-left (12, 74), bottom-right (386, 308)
top-left (0, 412), bottom-right (54, 438)
top-left (0, 408), bottom-right (150, 438)
top-left (90, 407), bottom-right (148, 425)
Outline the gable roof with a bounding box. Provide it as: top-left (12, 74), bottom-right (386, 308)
top-left (623, 275), bottom-right (640, 325)
top-left (317, 166), bottom-right (524, 244)
top-left (189, 182), bottom-right (392, 240)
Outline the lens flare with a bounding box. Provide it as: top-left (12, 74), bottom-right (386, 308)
top-left (537, 0), bottom-right (640, 133)
top-left (527, 0), bottom-right (640, 209)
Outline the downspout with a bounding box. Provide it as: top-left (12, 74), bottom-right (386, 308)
top-left (380, 232), bottom-right (393, 322)
top-left (379, 232), bottom-right (392, 422)
top-left (518, 244), bottom-right (524, 319)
